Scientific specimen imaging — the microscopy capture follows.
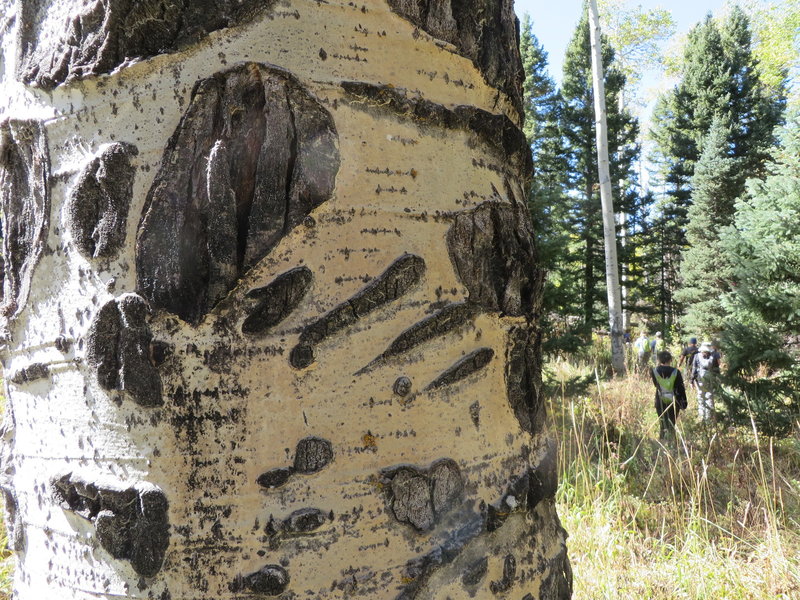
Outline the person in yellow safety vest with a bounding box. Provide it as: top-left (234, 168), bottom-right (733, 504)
top-left (650, 331), bottom-right (666, 364)
top-left (650, 350), bottom-right (688, 441)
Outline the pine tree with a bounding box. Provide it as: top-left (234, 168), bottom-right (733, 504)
top-left (560, 11), bottom-right (639, 330)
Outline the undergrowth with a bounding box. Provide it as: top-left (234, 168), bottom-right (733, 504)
top-left (548, 354), bottom-right (800, 599)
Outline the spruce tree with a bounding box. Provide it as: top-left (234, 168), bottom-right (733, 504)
top-left (519, 16), bottom-right (581, 352)
top-left (719, 119), bottom-right (800, 437)
top-left (560, 11), bottom-right (639, 330)
top-left (652, 7), bottom-right (785, 331)
top-left (676, 117), bottom-right (742, 334)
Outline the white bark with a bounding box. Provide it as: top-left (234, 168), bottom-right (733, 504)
top-left (0, 0), bottom-right (571, 598)
top-left (588, 0), bottom-right (626, 375)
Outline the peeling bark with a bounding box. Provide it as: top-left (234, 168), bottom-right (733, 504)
top-left (66, 142), bottom-right (137, 260)
top-left (0, 119), bottom-right (50, 319)
top-left (137, 63), bottom-right (339, 325)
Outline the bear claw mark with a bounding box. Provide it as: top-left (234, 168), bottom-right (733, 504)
top-left (136, 63), bottom-right (338, 325)
top-left (242, 266), bottom-right (313, 336)
top-left (425, 347), bottom-right (494, 391)
top-left (289, 254), bottom-right (425, 369)
top-left (51, 473), bottom-right (169, 577)
top-left (86, 294), bottom-right (162, 407)
top-left (357, 302), bottom-right (479, 374)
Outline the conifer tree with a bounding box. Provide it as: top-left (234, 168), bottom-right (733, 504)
top-left (718, 119), bottom-right (800, 437)
top-left (651, 7), bottom-right (784, 330)
top-left (519, 16), bottom-right (578, 347)
top-left (676, 117), bottom-right (743, 334)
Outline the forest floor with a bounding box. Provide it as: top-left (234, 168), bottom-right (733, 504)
top-left (0, 362), bottom-right (798, 599)
top-left (549, 354), bottom-right (800, 599)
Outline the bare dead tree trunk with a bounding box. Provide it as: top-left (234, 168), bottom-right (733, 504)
top-left (588, 0), bottom-right (626, 375)
top-left (0, 0), bottom-right (571, 598)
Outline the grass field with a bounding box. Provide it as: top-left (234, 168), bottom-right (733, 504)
top-left (0, 361), bottom-right (798, 599)
top-left (549, 356), bottom-right (800, 599)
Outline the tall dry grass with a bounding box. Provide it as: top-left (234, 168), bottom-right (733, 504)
top-left (548, 355), bottom-right (800, 599)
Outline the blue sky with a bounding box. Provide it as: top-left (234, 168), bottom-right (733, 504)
top-left (513, 0), bottom-right (728, 84)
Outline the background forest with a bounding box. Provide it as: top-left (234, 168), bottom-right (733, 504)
top-left (523, 0), bottom-right (800, 598)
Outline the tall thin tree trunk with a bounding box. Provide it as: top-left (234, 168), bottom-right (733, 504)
top-left (0, 0), bottom-right (571, 598)
top-left (587, 0), bottom-right (626, 375)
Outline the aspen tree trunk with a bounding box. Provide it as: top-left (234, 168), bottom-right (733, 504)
top-left (587, 0), bottom-right (625, 375)
top-left (0, 0), bottom-right (571, 598)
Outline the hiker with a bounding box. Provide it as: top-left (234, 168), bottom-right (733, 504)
top-left (678, 337), bottom-right (699, 372)
top-left (651, 351), bottom-right (688, 440)
top-left (634, 332), bottom-right (649, 369)
top-left (691, 342), bottom-right (720, 421)
top-left (650, 331), bottom-right (666, 364)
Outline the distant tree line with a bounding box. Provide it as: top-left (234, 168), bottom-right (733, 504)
top-left (522, 2), bottom-right (799, 435)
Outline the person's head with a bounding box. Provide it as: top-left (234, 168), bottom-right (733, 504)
top-left (700, 342), bottom-right (713, 355)
top-left (657, 351), bottom-right (672, 365)
top-left (655, 331), bottom-right (662, 338)
top-left (689, 337), bottom-right (697, 345)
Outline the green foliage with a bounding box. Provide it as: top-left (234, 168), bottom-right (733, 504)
top-left (716, 119), bottom-right (800, 437)
top-left (651, 7), bottom-right (785, 333)
top-left (676, 117), bottom-right (742, 334)
top-left (728, 0), bottom-right (800, 104)
top-left (597, 0), bottom-right (677, 99)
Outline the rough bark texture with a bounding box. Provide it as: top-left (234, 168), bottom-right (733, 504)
top-left (16, 0), bottom-right (274, 88)
top-left (0, 0), bottom-right (569, 598)
top-left (86, 294), bottom-right (162, 407)
top-left (446, 200), bottom-right (540, 317)
top-left (136, 63), bottom-right (339, 325)
top-left (385, 0), bottom-right (524, 119)
top-left (66, 142), bottom-right (138, 260)
top-left (0, 119), bottom-right (50, 320)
